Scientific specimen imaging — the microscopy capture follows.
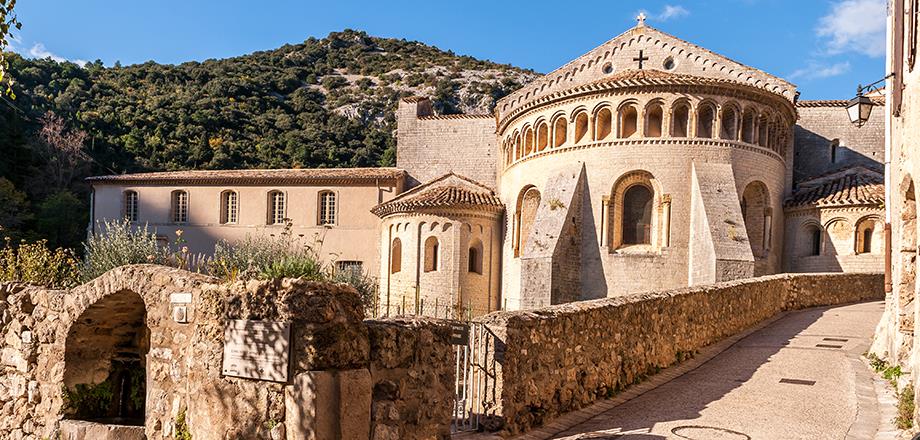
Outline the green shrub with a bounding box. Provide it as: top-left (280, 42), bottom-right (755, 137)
top-left (82, 219), bottom-right (166, 282)
top-left (210, 220), bottom-right (324, 281)
top-left (0, 237), bottom-right (80, 288)
top-left (897, 384), bottom-right (915, 430)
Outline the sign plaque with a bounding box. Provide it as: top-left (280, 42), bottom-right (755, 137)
top-left (221, 319), bottom-right (291, 382)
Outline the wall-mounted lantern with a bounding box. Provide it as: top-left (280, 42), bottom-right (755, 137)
top-left (847, 73), bottom-right (894, 127)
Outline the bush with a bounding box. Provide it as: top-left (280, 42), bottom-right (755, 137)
top-left (210, 220), bottom-right (324, 281)
top-left (82, 219), bottom-right (166, 282)
top-left (0, 237), bottom-right (80, 288)
top-left (897, 385), bottom-right (915, 430)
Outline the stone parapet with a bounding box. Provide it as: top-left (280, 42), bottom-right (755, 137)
top-left (476, 272), bottom-right (883, 435)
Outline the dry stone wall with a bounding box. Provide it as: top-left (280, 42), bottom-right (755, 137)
top-left (477, 272), bottom-right (883, 435)
top-left (367, 317), bottom-right (455, 440)
top-left (0, 265), bottom-right (453, 440)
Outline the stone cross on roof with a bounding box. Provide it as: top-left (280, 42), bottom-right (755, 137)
top-left (637, 12), bottom-right (647, 26)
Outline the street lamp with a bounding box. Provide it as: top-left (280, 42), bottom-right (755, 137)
top-left (847, 73), bottom-right (894, 127)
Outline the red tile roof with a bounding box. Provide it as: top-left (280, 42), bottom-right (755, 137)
top-left (371, 173), bottom-right (503, 217)
top-left (786, 169), bottom-right (884, 208)
top-left (87, 168), bottom-right (406, 186)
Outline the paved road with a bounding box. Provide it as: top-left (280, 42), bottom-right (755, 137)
top-left (543, 301), bottom-right (894, 440)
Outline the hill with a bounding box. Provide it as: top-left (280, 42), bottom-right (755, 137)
top-left (0, 29), bottom-right (536, 249)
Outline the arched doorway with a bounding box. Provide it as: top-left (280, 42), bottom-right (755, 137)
top-left (63, 289), bottom-right (149, 426)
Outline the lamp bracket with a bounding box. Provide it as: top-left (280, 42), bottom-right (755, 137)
top-left (857, 73), bottom-right (896, 96)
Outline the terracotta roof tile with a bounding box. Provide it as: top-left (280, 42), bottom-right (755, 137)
top-left (87, 168), bottom-right (406, 185)
top-left (372, 173), bottom-right (503, 217)
top-left (786, 170), bottom-right (884, 208)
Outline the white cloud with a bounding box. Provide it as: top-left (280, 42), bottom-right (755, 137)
top-left (21, 42), bottom-right (87, 66)
top-left (788, 61), bottom-right (852, 80)
top-left (816, 0), bottom-right (886, 57)
top-left (636, 5), bottom-right (690, 23)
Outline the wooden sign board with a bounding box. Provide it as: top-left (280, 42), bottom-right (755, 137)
top-left (221, 319), bottom-right (291, 382)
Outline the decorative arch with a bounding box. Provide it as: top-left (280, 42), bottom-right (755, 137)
top-left (536, 121), bottom-right (549, 151)
top-left (424, 236), bottom-right (440, 272)
top-left (855, 215), bottom-right (883, 254)
top-left (720, 102), bottom-right (741, 140)
top-left (514, 185), bottom-right (541, 257)
top-left (608, 170), bottom-right (665, 250)
top-left (552, 115), bottom-right (568, 147)
top-left (741, 107), bottom-right (756, 143)
top-left (696, 101), bottom-right (717, 138)
top-left (594, 105), bottom-right (613, 141)
top-left (800, 220), bottom-right (824, 257)
top-left (523, 125), bottom-right (535, 156)
top-left (670, 100), bottom-right (691, 137)
top-left (617, 101), bottom-right (639, 138)
top-left (757, 113), bottom-right (770, 147)
top-left (573, 110), bottom-right (589, 143)
top-left (823, 217), bottom-right (852, 256)
top-left (644, 101), bottom-right (664, 138)
top-left (514, 131), bottom-right (522, 160)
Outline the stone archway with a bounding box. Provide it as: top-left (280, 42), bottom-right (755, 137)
top-left (63, 289), bottom-right (150, 426)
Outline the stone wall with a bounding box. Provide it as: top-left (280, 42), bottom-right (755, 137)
top-left (367, 318), bottom-right (455, 440)
top-left (793, 103), bottom-right (884, 186)
top-left (477, 272), bottom-right (883, 435)
top-left (0, 265), bottom-right (453, 440)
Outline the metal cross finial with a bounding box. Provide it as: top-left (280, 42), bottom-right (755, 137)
top-left (633, 50), bottom-right (649, 69)
top-left (637, 12), bottom-right (647, 25)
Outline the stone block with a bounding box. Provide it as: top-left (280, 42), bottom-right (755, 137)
top-left (286, 369), bottom-right (371, 440)
top-left (58, 420), bottom-right (145, 440)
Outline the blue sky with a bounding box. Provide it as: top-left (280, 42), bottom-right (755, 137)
top-left (11, 0), bottom-right (886, 100)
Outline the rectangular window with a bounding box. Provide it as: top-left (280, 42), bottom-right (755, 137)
top-left (172, 191), bottom-right (189, 223)
top-left (221, 191), bottom-right (238, 224)
top-left (124, 191), bottom-right (138, 222)
top-left (319, 191), bottom-right (336, 225)
top-left (268, 191), bottom-right (285, 225)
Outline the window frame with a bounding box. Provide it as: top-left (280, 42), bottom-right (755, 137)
top-left (220, 190), bottom-right (239, 225)
top-left (317, 190), bottom-right (338, 226)
top-left (171, 190), bottom-right (189, 224)
top-left (123, 190), bottom-right (139, 223)
top-left (267, 190), bottom-right (286, 225)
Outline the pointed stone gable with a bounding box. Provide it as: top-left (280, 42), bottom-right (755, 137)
top-left (496, 23), bottom-right (797, 122)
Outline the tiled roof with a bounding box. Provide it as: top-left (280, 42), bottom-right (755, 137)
top-left (87, 167), bottom-right (406, 185)
top-left (371, 173), bottom-right (503, 217)
top-left (786, 170), bottom-right (884, 208)
top-left (797, 97), bottom-right (884, 108)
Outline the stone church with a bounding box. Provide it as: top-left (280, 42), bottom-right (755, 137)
top-left (88, 19), bottom-right (885, 317)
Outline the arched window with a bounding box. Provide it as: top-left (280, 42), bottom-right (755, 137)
top-left (808, 226), bottom-right (823, 256)
top-left (553, 117), bottom-right (567, 147)
top-left (757, 115), bottom-right (769, 147)
top-left (220, 190), bottom-right (238, 224)
top-left (424, 236), bottom-right (440, 272)
top-left (468, 239), bottom-right (483, 274)
top-left (514, 133), bottom-right (522, 160)
top-left (515, 186), bottom-right (541, 257)
top-left (171, 190), bottom-right (188, 224)
top-left (123, 190), bottom-right (138, 222)
top-left (390, 238), bottom-right (402, 274)
top-left (720, 105), bottom-right (738, 140)
top-left (697, 103), bottom-right (715, 138)
top-left (618, 104), bottom-right (638, 138)
top-left (622, 185), bottom-right (653, 245)
top-left (645, 103), bottom-right (663, 137)
top-left (671, 103), bottom-right (689, 137)
top-left (595, 107), bottom-right (613, 140)
top-left (741, 109), bottom-right (756, 143)
top-left (830, 139), bottom-right (840, 163)
top-left (536, 122), bottom-right (549, 151)
top-left (825, 219), bottom-right (851, 256)
top-left (267, 190), bottom-right (286, 225)
top-left (573, 111), bottom-right (589, 143)
top-left (856, 217), bottom-right (880, 254)
top-left (318, 190), bottom-right (337, 225)
top-left (524, 127), bottom-right (535, 156)
top-left (741, 181), bottom-right (770, 257)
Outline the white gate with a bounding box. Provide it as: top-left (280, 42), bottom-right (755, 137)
top-left (451, 321), bottom-right (497, 433)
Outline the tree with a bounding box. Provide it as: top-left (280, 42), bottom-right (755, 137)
top-left (37, 111), bottom-right (89, 192)
top-left (0, 177), bottom-right (30, 238)
top-left (0, 0), bottom-right (20, 97)
top-left (36, 191), bottom-right (86, 250)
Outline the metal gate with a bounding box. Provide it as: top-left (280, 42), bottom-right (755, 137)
top-left (450, 321), bottom-right (497, 433)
